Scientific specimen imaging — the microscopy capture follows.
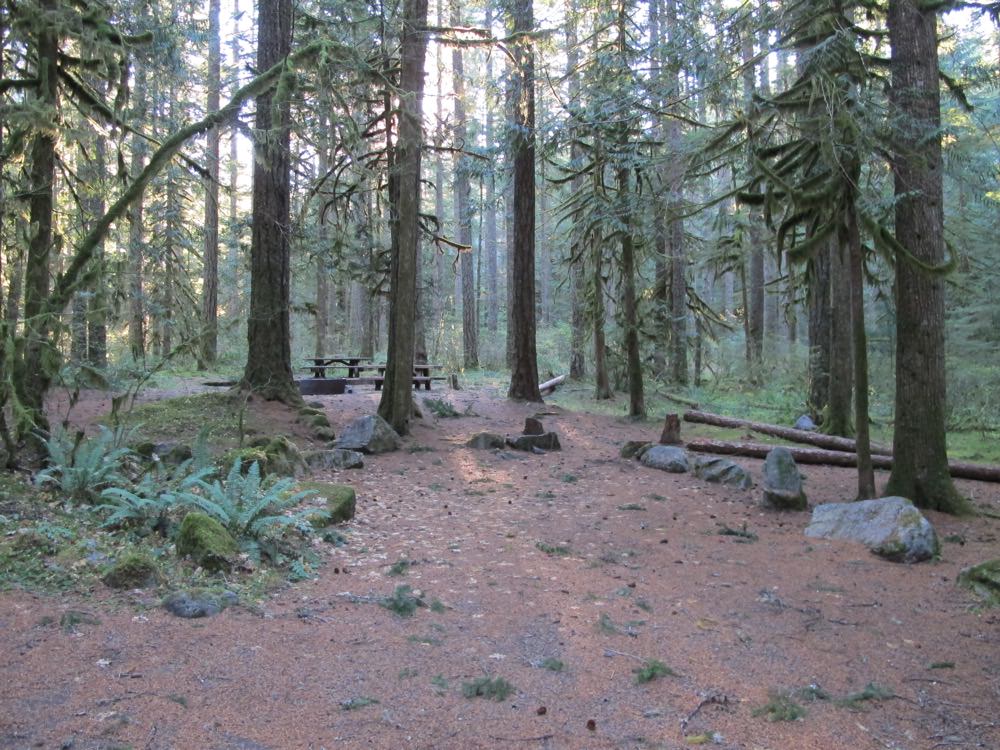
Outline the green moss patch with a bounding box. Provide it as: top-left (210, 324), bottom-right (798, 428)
top-left (297, 482), bottom-right (356, 525)
top-left (958, 558), bottom-right (1000, 607)
top-left (175, 512), bottom-right (238, 572)
top-left (102, 553), bottom-right (161, 589)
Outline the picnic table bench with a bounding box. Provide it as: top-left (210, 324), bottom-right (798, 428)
top-left (301, 357), bottom-right (447, 391)
top-left (303, 355), bottom-right (372, 378)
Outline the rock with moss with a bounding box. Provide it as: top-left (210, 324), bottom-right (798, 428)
top-left (102, 553), bottom-right (161, 589)
top-left (299, 482), bottom-right (357, 525)
top-left (163, 589), bottom-right (239, 619)
top-left (694, 456), bottom-right (753, 490)
top-left (507, 432), bottom-right (561, 452)
top-left (958, 559), bottom-right (1000, 607)
top-left (620, 441), bottom-right (652, 460)
top-left (804, 497), bottom-right (938, 563)
top-left (762, 447), bottom-right (807, 510)
top-left (303, 449), bottom-right (364, 471)
top-left (335, 415), bottom-right (401, 454)
top-left (262, 436), bottom-right (305, 476)
top-left (175, 512), bottom-right (238, 572)
top-left (220, 447), bottom-right (269, 475)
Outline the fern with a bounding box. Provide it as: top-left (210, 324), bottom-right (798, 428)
top-left (189, 458), bottom-right (318, 560)
top-left (35, 425), bottom-right (135, 503)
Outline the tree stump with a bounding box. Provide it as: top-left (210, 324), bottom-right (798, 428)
top-left (523, 417), bottom-right (545, 435)
top-left (449, 373), bottom-right (461, 390)
top-left (659, 413), bottom-right (682, 445)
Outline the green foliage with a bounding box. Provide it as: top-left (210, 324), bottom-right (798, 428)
top-left (424, 398), bottom-right (461, 418)
top-left (539, 658), bottom-right (565, 672)
top-left (35, 425), bottom-right (135, 503)
top-left (753, 691), bottom-right (807, 722)
top-left (184, 459), bottom-right (318, 562)
top-left (96, 461), bottom-right (213, 533)
top-left (717, 523), bottom-right (758, 542)
top-left (340, 696), bottom-right (379, 710)
top-left (633, 659), bottom-right (678, 684)
top-left (836, 683), bottom-right (895, 710)
top-left (461, 676), bottom-right (515, 701)
top-left (380, 584), bottom-right (425, 617)
top-left (536, 542), bottom-right (571, 556)
top-left (387, 559), bottom-right (411, 576)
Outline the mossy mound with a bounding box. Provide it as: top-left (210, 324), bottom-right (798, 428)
top-left (220, 435), bottom-right (304, 478)
top-left (103, 553), bottom-right (161, 589)
top-left (298, 482), bottom-right (357, 526)
top-left (118, 392), bottom-right (241, 442)
top-left (958, 559), bottom-right (1000, 607)
top-left (175, 512), bottom-right (238, 572)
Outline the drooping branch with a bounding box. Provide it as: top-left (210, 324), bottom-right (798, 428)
top-left (45, 40), bottom-right (326, 318)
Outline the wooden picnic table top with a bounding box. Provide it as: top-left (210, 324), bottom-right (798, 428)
top-left (305, 355), bottom-right (373, 364)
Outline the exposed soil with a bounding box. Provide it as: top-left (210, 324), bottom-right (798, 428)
top-left (2, 383), bottom-right (999, 749)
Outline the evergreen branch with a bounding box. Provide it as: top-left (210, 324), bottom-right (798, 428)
top-left (44, 39), bottom-right (325, 319)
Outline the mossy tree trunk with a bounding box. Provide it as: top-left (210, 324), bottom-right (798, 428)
top-left (884, 0), bottom-right (969, 514)
top-left (199, 0), bottom-right (222, 368)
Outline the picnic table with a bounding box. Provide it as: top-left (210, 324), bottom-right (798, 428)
top-left (374, 363), bottom-right (445, 390)
top-left (303, 355), bottom-right (372, 378)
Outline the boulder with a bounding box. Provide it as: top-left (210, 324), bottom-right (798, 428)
top-left (466, 432), bottom-right (506, 450)
top-left (298, 482), bottom-right (357, 525)
top-left (804, 497), bottom-right (938, 563)
top-left (335, 415), bottom-right (401, 454)
top-left (523, 417), bottom-right (545, 435)
top-left (693, 456), bottom-right (753, 490)
top-left (640, 445), bottom-right (689, 473)
top-left (762, 447), bottom-right (807, 510)
top-left (102, 553), bottom-right (161, 589)
top-left (507, 432), bottom-right (561, 452)
top-left (261, 435), bottom-right (305, 476)
top-left (163, 590), bottom-right (238, 619)
top-left (175, 512), bottom-right (238, 572)
top-left (303, 448), bottom-right (364, 471)
top-left (620, 440), bottom-right (652, 460)
top-left (794, 414), bottom-right (817, 432)
top-left (957, 559), bottom-right (1000, 607)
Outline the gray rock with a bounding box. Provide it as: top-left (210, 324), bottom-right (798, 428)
top-left (466, 432), bottom-right (506, 450)
top-left (762, 447), bottom-right (807, 510)
top-left (693, 456), bottom-right (753, 490)
top-left (163, 590), bottom-right (238, 619)
top-left (794, 414), bottom-right (817, 432)
top-left (507, 432), bottom-right (561, 452)
top-left (303, 449), bottom-right (364, 471)
top-left (640, 445), bottom-right (689, 473)
top-left (620, 440), bottom-right (652, 460)
top-left (804, 497), bottom-right (938, 563)
top-left (334, 415), bottom-right (401, 454)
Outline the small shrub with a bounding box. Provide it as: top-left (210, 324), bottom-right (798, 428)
top-left (717, 523), bottom-right (758, 542)
top-left (540, 658), bottom-right (565, 672)
top-left (387, 559), bottom-right (411, 577)
top-left (425, 398), bottom-right (461, 418)
top-left (753, 691), bottom-right (806, 722)
top-left (340, 696), bottom-right (379, 710)
top-left (837, 683), bottom-right (894, 710)
top-left (461, 676), bottom-right (515, 701)
top-left (380, 584), bottom-right (425, 617)
top-left (633, 659), bottom-right (678, 684)
top-left (536, 542), bottom-right (570, 556)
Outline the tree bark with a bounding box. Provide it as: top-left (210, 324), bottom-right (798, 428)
top-left (506, 0), bottom-right (541, 402)
top-left (664, 0), bottom-right (687, 386)
top-left (127, 69), bottom-right (148, 363)
top-left (17, 0), bottom-right (59, 435)
top-left (484, 8), bottom-right (499, 334)
top-left (566, 2), bottom-right (586, 379)
top-left (618, 167), bottom-right (644, 419)
top-left (884, 0), bottom-right (969, 513)
top-left (808, 233), bottom-right (832, 420)
top-left (200, 0), bottom-right (222, 368)
top-left (378, 0), bottom-right (429, 433)
top-left (827, 237), bottom-right (854, 437)
top-left (241, 0), bottom-right (298, 403)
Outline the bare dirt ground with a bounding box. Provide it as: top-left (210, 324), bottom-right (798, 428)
top-left (1, 383), bottom-right (998, 749)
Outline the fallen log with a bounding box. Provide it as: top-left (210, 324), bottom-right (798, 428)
top-left (686, 438), bottom-right (1000, 483)
top-left (683, 409), bottom-right (892, 456)
top-left (539, 374), bottom-right (567, 395)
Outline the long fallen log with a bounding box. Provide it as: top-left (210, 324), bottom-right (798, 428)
top-left (539, 374), bottom-right (567, 395)
top-left (683, 409), bottom-right (892, 456)
top-left (686, 438), bottom-right (1000, 483)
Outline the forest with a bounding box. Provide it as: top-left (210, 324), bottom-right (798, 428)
top-left (1, 0), bottom-right (1000, 747)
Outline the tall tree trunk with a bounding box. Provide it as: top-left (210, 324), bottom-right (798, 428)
top-left (845, 196), bottom-right (874, 498)
top-left (808, 237), bottom-right (832, 419)
top-left (379, 0), bottom-right (428, 432)
top-left (827, 239), bottom-right (853, 436)
top-left (649, 0), bottom-right (668, 376)
top-left (200, 0), bottom-right (222, 367)
top-left (664, 0), bottom-right (687, 385)
top-left (485, 5), bottom-right (499, 334)
top-left (566, 2), bottom-right (586, 380)
top-left (17, 0), bottom-right (59, 435)
top-left (618, 167), bottom-right (644, 418)
top-left (741, 30), bottom-right (764, 375)
top-left (127, 69), bottom-right (148, 363)
top-left (241, 0), bottom-right (298, 402)
top-left (86, 137), bottom-right (108, 368)
top-left (592, 236), bottom-right (612, 399)
top-left (884, 0), bottom-right (968, 513)
top-left (506, 0), bottom-right (541, 402)
top-left (451, 0), bottom-right (478, 369)
top-left (537, 158), bottom-right (551, 327)
top-left (225, 0), bottom-right (241, 325)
